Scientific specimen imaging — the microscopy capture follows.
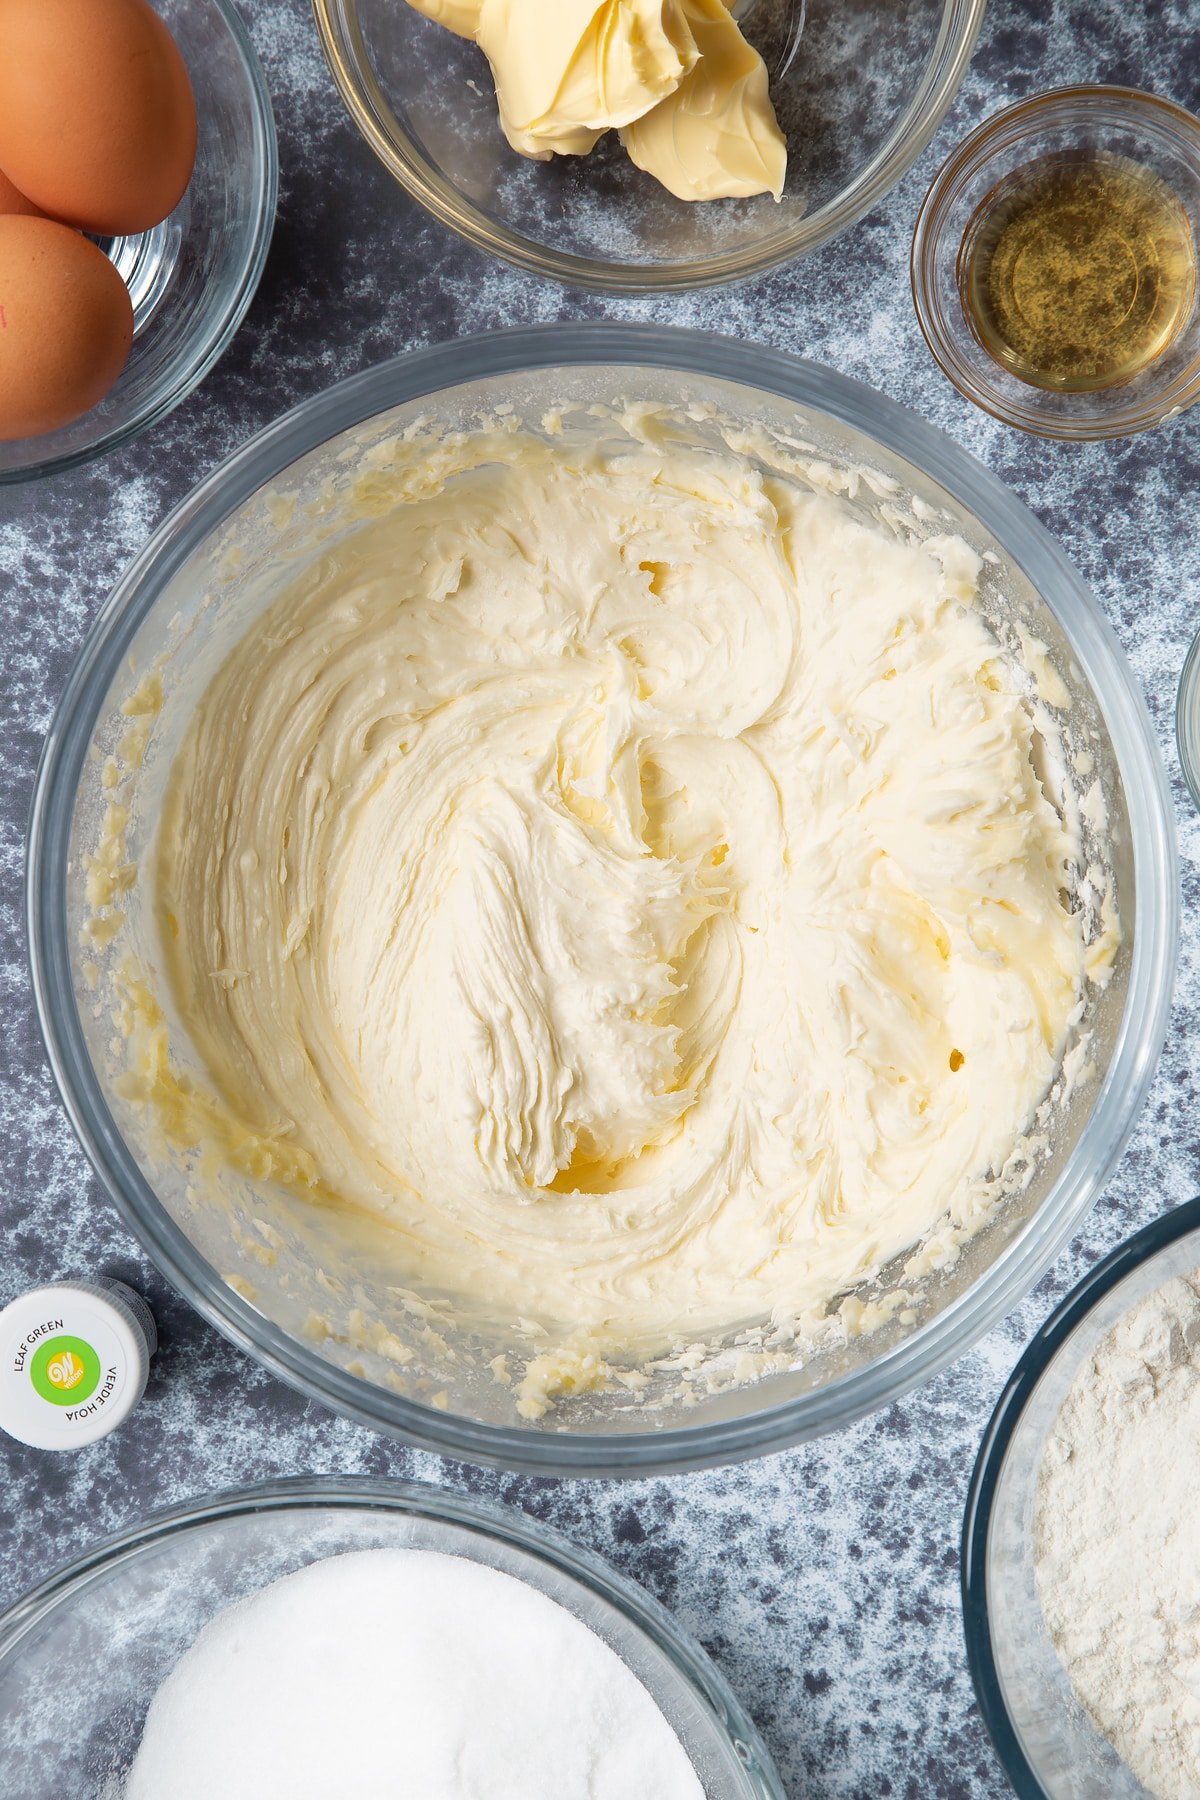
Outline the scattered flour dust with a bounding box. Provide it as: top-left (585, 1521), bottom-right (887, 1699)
top-left (1034, 1271), bottom-right (1200, 1797)
top-left (124, 1547), bottom-right (703, 1800)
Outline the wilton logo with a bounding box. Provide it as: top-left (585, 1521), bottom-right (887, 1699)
top-left (46, 1349), bottom-right (86, 1391)
top-left (30, 1334), bottom-right (103, 1407)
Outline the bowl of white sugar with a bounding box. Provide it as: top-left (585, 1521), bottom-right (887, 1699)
top-left (963, 1195), bottom-right (1200, 1799)
top-left (0, 1475), bottom-right (782, 1797)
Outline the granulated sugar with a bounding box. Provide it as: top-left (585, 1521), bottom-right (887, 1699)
top-left (124, 1547), bottom-right (704, 1799)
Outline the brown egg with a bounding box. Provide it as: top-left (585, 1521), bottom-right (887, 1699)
top-left (0, 216), bottom-right (134, 439)
top-left (0, 0), bottom-right (197, 237)
top-left (0, 166), bottom-right (47, 219)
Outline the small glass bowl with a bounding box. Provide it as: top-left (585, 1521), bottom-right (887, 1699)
top-left (912, 87), bottom-right (1200, 440)
top-left (1176, 626), bottom-right (1200, 811)
top-left (0, 0), bottom-right (277, 484)
top-left (0, 1477), bottom-right (783, 1797)
top-left (312, 0), bottom-right (986, 293)
top-left (962, 1197), bottom-right (1200, 1796)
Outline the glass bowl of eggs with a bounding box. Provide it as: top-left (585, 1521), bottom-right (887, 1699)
top-left (312, 0), bottom-right (987, 291)
top-left (0, 0), bottom-right (277, 484)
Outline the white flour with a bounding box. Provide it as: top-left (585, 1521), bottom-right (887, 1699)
top-left (1033, 1271), bottom-right (1200, 1797)
top-left (123, 1547), bottom-right (704, 1799)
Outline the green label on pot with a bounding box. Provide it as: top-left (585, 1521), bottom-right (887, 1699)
top-left (30, 1334), bottom-right (102, 1406)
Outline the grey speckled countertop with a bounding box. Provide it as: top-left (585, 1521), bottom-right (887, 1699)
top-left (3, 3), bottom-right (1200, 1796)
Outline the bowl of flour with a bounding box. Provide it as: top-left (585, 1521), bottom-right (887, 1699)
top-left (0, 1476), bottom-right (782, 1798)
top-left (964, 1196), bottom-right (1200, 1799)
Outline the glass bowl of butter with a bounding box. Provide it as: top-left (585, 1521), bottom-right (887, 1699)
top-left (311, 0), bottom-right (986, 291)
top-left (28, 323), bottom-right (1176, 1476)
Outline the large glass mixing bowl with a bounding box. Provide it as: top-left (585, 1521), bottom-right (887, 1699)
top-left (27, 323), bottom-right (1177, 1476)
top-left (312, 0), bottom-right (986, 291)
top-left (0, 1477), bottom-right (783, 1797)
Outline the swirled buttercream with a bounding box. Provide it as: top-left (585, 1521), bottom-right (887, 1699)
top-left (138, 410), bottom-right (1104, 1411)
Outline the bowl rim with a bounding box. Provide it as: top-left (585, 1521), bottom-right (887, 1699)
top-left (0, 1473), bottom-right (785, 1799)
top-left (1175, 624), bottom-right (1200, 813)
top-left (26, 320), bottom-right (1179, 1478)
top-left (960, 1194), bottom-right (1200, 1798)
top-left (0, 0), bottom-right (279, 487)
top-left (310, 0), bottom-right (987, 293)
top-left (911, 84), bottom-right (1200, 442)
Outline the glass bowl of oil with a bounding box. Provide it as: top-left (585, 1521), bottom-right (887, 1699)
top-left (912, 87), bottom-right (1200, 439)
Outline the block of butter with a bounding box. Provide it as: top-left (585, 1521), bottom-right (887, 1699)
top-left (407, 0), bottom-right (787, 200)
